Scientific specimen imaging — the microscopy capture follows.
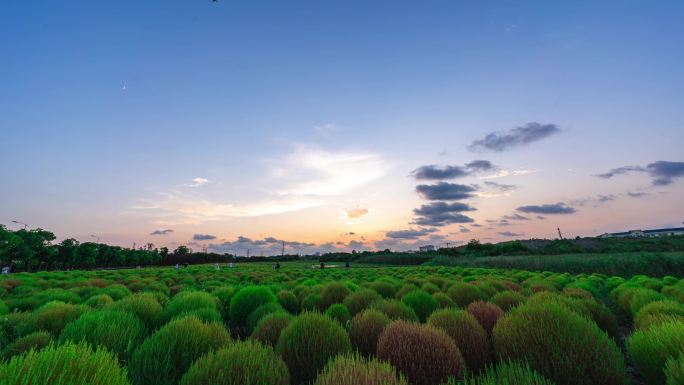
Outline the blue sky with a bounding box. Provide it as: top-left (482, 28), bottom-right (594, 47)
top-left (1, 1), bottom-right (683, 254)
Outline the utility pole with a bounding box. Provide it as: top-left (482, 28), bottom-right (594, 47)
top-left (446, 242), bottom-right (450, 249)
top-left (90, 234), bottom-right (100, 243)
top-left (281, 241), bottom-right (285, 257)
top-left (247, 249), bottom-right (250, 258)
top-left (557, 227), bottom-right (564, 240)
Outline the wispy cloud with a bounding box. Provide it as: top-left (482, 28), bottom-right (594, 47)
top-left (597, 161), bottom-right (684, 186)
top-left (517, 202), bottom-right (576, 215)
top-left (193, 234), bottom-right (217, 241)
top-left (499, 231), bottom-right (525, 237)
top-left (469, 122), bottom-right (562, 152)
top-left (184, 177), bottom-right (210, 187)
top-left (385, 227), bottom-right (438, 239)
top-left (345, 208), bottom-right (370, 219)
top-left (150, 229), bottom-right (173, 235)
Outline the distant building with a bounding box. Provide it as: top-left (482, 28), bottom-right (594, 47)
top-left (599, 227), bottom-right (684, 238)
top-left (419, 245), bottom-right (436, 252)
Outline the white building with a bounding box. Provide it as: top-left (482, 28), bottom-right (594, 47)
top-left (419, 245), bottom-right (436, 252)
top-left (599, 227), bottom-right (684, 238)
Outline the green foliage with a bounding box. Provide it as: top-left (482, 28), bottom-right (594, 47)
top-left (377, 320), bottom-right (465, 385)
top-left (211, 286), bottom-right (234, 320)
top-left (315, 353), bottom-right (409, 385)
top-left (84, 294), bottom-right (114, 309)
top-left (106, 292), bottom-right (163, 329)
top-left (428, 308), bottom-right (491, 372)
top-left (1, 330), bottom-right (52, 360)
top-left (343, 288), bottom-right (382, 315)
top-left (59, 309), bottom-right (147, 361)
top-left (158, 291), bottom-right (219, 325)
top-left (371, 299), bottom-right (419, 321)
top-left (401, 289), bottom-right (439, 322)
top-left (250, 312), bottom-right (292, 347)
top-left (368, 281), bottom-right (397, 298)
top-left (325, 303), bottom-right (352, 325)
top-left (665, 354), bottom-right (684, 385)
top-left (0, 341), bottom-right (130, 385)
top-left (349, 309), bottom-right (391, 357)
top-left (634, 300), bottom-right (684, 330)
top-left (277, 289), bottom-right (299, 314)
top-left (493, 302), bottom-right (627, 385)
top-left (230, 286), bottom-right (277, 329)
top-left (457, 360), bottom-right (556, 385)
top-left (246, 302), bottom-right (285, 334)
top-left (627, 320), bottom-right (684, 385)
top-left (29, 301), bottom-right (88, 336)
top-left (128, 316), bottom-right (231, 385)
top-left (467, 301), bottom-right (504, 335)
top-left (491, 290), bottom-right (526, 312)
top-left (0, 299), bottom-right (9, 315)
top-left (180, 340), bottom-right (289, 385)
top-left (321, 282), bottom-right (351, 310)
top-left (275, 312), bottom-right (352, 385)
top-left (447, 283), bottom-right (486, 307)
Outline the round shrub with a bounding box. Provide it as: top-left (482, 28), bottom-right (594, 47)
top-left (301, 293), bottom-right (324, 312)
top-left (158, 291), bottom-right (219, 325)
top-left (458, 360), bottom-right (556, 385)
top-left (321, 282), bottom-right (351, 310)
top-left (0, 341), bottom-right (130, 385)
top-left (634, 300), bottom-right (684, 330)
top-left (84, 294), bottom-right (114, 309)
top-left (666, 354), bottom-right (684, 385)
top-left (251, 312), bottom-right (292, 347)
top-left (343, 289), bottom-right (382, 316)
top-left (627, 320), bottom-right (684, 385)
top-left (493, 302), bottom-right (627, 385)
top-left (325, 303), bottom-right (352, 325)
top-left (628, 288), bottom-right (666, 315)
top-left (230, 286), bottom-right (277, 329)
top-left (277, 290), bottom-right (299, 314)
top-left (176, 307), bottom-right (223, 323)
top-left (401, 289), bottom-right (439, 322)
top-left (377, 320), bottom-right (465, 385)
top-left (2, 330), bottom-right (52, 360)
top-left (246, 302), bottom-right (286, 334)
top-left (94, 284), bottom-right (131, 301)
top-left (447, 283), bottom-right (486, 308)
top-left (491, 290), bottom-right (526, 312)
top-left (180, 340), bottom-right (289, 385)
top-left (315, 353), bottom-right (409, 385)
top-left (0, 299), bottom-right (9, 315)
top-left (467, 301), bottom-right (504, 335)
top-left (371, 299), bottom-right (419, 321)
top-left (59, 309), bottom-right (147, 361)
top-left (276, 312), bottom-right (352, 385)
top-left (368, 281), bottom-right (397, 298)
top-left (212, 286), bottom-right (234, 320)
top-left (106, 292), bottom-right (163, 329)
top-left (349, 309), bottom-right (391, 357)
top-left (428, 308), bottom-right (491, 372)
top-left (128, 316), bottom-right (231, 385)
top-left (29, 301), bottom-right (88, 336)
top-left (433, 292), bottom-right (456, 308)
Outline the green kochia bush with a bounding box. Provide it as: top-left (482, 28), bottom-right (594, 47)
top-left (106, 293), bottom-right (163, 329)
top-left (634, 300), bottom-right (684, 330)
top-left (128, 316), bottom-right (231, 385)
top-left (349, 309), bottom-right (391, 357)
top-left (325, 303), bottom-right (352, 325)
top-left (276, 312), bottom-right (352, 385)
top-left (59, 309), bottom-right (147, 361)
top-left (29, 301), bottom-right (88, 336)
top-left (0, 341), bottom-right (130, 385)
top-left (251, 312), bottom-right (292, 347)
top-left (315, 353), bottom-right (409, 385)
top-left (627, 320), bottom-right (684, 385)
top-left (493, 302), bottom-right (627, 385)
top-left (277, 290), bottom-right (299, 314)
top-left (230, 286), bottom-right (277, 328)
top-left (456, 361), bottom-right (556, 385)
top-left (246, 302), bottom-right (285, 334)
top-left (428, 308), bottom-right (491, 372)
top-left (84, 294), bottom-right (114, 309)
top-left (343, 289), bottom-right (382, 316)
top-left (447, 283), bottom-right (486, 308)
top-left (1, 330), bottom-right (52, 360)
top-left (401, 289), bottom-right (439, 322)
top-left (371, 299), bottom-right (419, 321)
top-left (377, 320), bottom-right (465, 385)
top-left (666, 354), bottom-right (684, 385)
top-left (158, 291), bottom-right (220, 325)
top-left (491, 290), bottom-right (526, 312)
top-left (180, 340), bottom-right (289, 385)
top-left (321, 282), bottom-right (351, 310)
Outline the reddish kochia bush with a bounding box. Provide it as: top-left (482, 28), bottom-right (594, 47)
top-left (427, 308), bottom-right (492, 372)
top-left (377, 320), bottom-right (465, 385)
top-left (467, 301), bottom-right (504, 335)
top-left (349, 309), bottom-right (391, 357)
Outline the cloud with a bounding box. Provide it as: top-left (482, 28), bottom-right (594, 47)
top-left (415, 183), bottom-right (477, 200)
top-left (479, 168), bottom-right (537, 179)
top-left (499, 231), bottom-right (525, 237)
top-left (207, 235), bottom-right (332, 256)
top-left (476, 181), bottom-right (518, 198)
top-left (411, 160), bottom-right (494, 181)
top-left (193, 234), bottom-right (217, 241)
top-left (502, 213), bottom-right (530, 221)
top-left (597, 194), bottom-right (616, 202)
top-left (386, 228), bottom-right (438, 239)
top-left (150, 229), bottom-right (174, 235)
top-left (627, 191), bottom-right (647, 198)
top-left (517, 202), bottom-right (576, 214)
top-left (344, 232), bottom-right (356, 236)
top-left (459, 226), bottom-right (471, 233)
top-left (469, 122), bottom-right (562, 152)
top-left (185, 177), bottom-right (210, 187)
top-left (596, 161), bottom-right (684, 186)
top-left (345, 208), bottom-right (369, 219)
top-left (413, 202), bottom-right (476, 226)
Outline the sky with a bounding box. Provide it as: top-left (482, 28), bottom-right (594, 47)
top-left (1, 1), bottom-right (683, 255)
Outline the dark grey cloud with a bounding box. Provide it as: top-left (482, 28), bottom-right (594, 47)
top-left (411, 160), bottom-right (496, 181)
top-left (413, 201), bottom-right (476, 226)
top-left (459, 226), bottom-right (471, 233)
top-left (150, 229), bottom-right (173, 235)
top-left (502, 213), bottom-right (530, 221)
top-left (386, 228), bottom-right (438, 239)
top-left (470, 223), bottom-right (483, 227)
top-left (596, 161), bottom-right (684, 186)
top-left (193, 234), bottom-right (217, 240)
top-left (627, 191), bottom-right (647, 198)
top-left (469, 122), bottom-right (562, 152)
top-left (415, 183), bottom-right (477, 200)
top-left (517, 202), bottom-right (576, 215)
top-left (597, 194), bottom-right (616, 202)
top-left (483, 181), bottom-right (517, 193)
top-left (499, 231), bottom-right (525, 237)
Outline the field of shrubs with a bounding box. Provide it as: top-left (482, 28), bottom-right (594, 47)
top-left (2, 263), bottom-right (684, 385)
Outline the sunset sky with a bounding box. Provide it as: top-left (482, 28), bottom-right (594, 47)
top-left (2, 1), bottom-right (683, 255)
